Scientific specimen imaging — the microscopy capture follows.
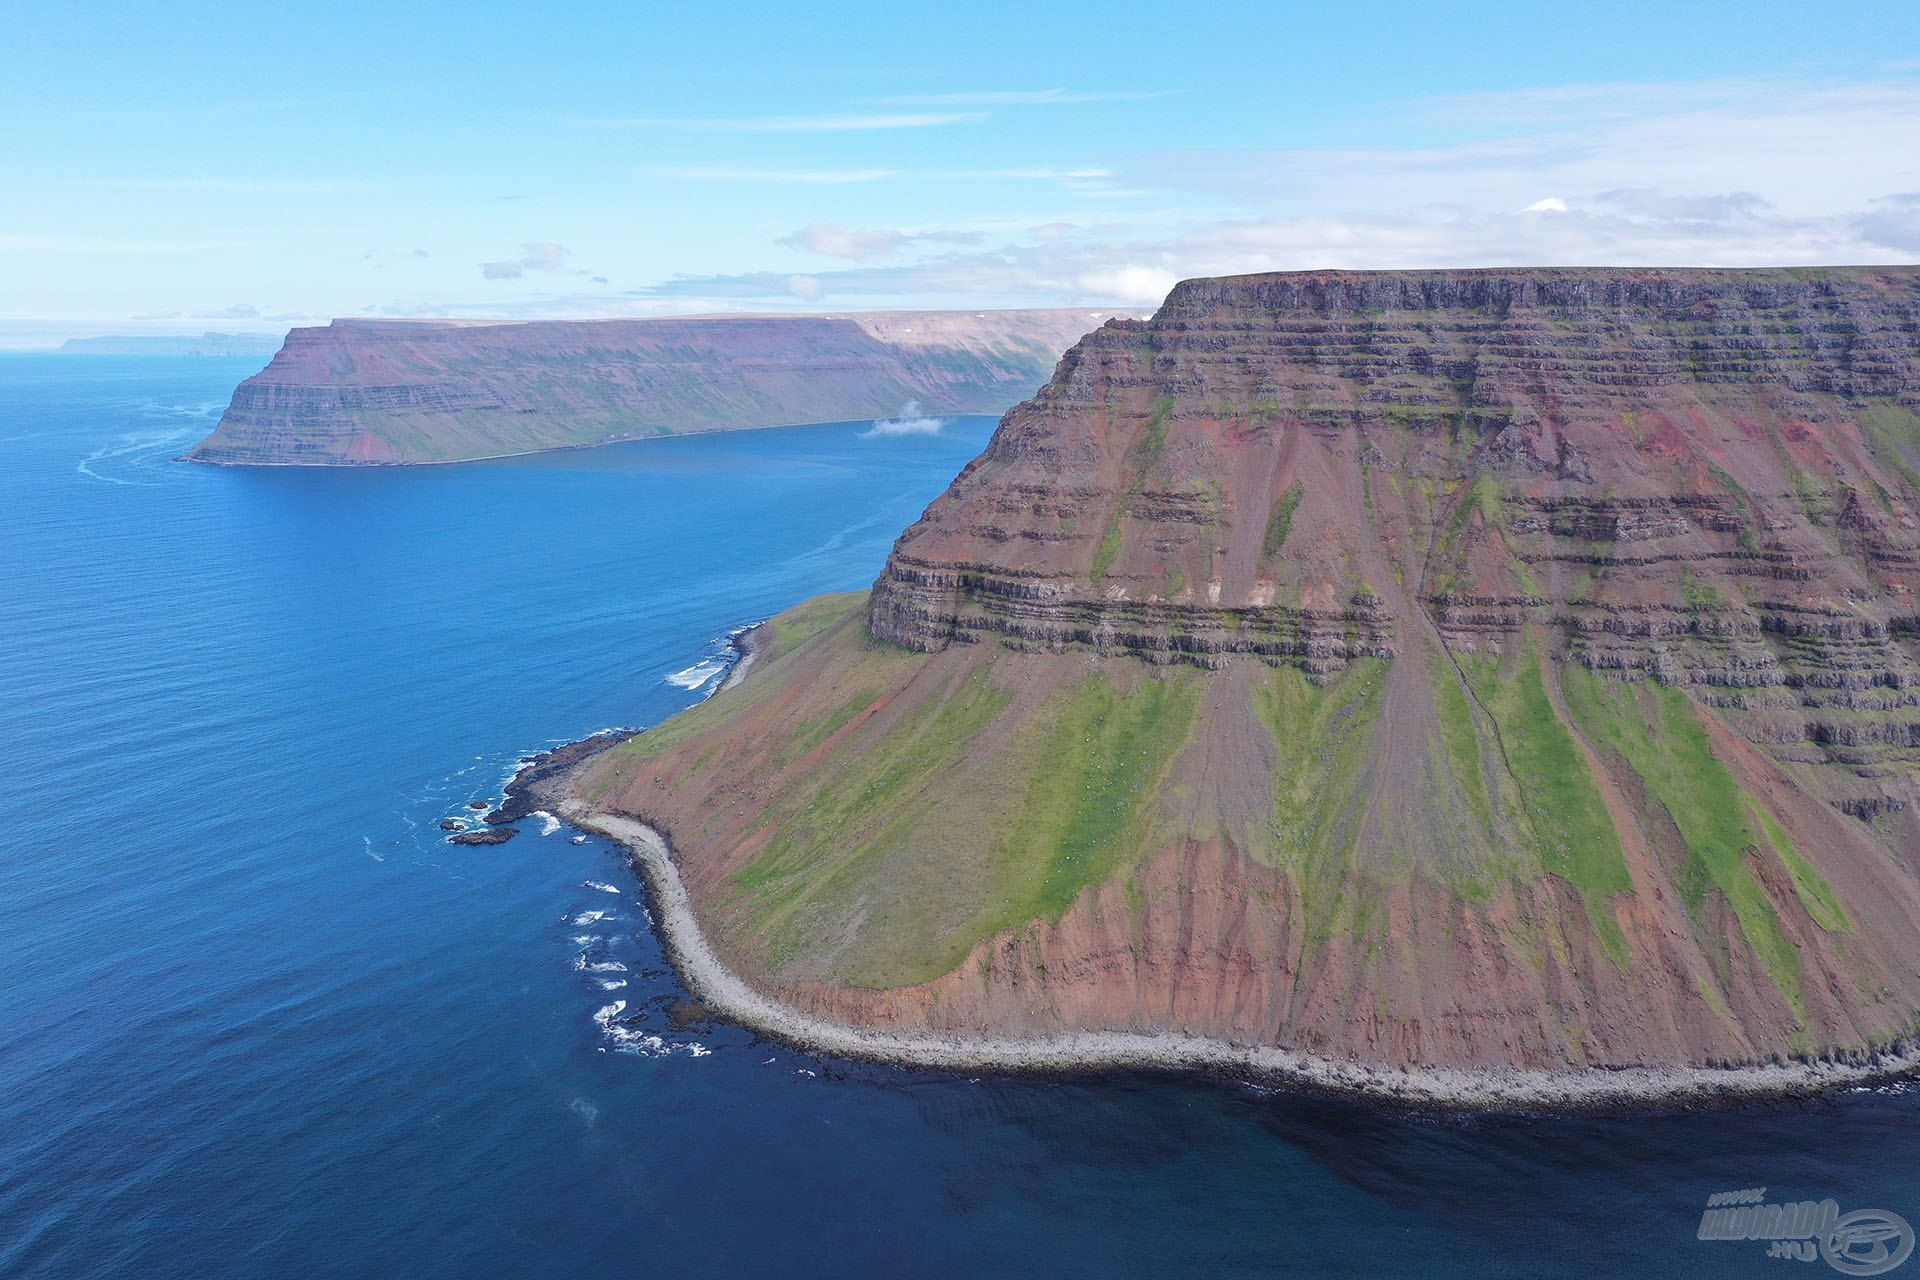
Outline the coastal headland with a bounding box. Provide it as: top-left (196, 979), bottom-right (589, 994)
top-left (482, 267), bottom-right (1920, 1109)
top-left (186, 309), bottom-right (1134, 466)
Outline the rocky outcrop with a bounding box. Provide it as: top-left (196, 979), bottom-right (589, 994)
top-left (570, 267), bottom-right (1920, 1079)
top-left (186, 309), bottom-right (1135, 465)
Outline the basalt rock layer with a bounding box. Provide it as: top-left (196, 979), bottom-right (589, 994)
top-left (186, 309), bottom-right (1132, 465)
top-left (577, 267), bottom-right (1920, 1075)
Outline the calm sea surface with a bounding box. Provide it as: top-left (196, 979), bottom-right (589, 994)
top-left (2, 355), bottom-right (1915, 1279)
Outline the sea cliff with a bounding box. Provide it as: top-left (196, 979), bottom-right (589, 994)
top-left (186, 309), bottom-right (1131, 465)
top-left (537, 267), bottom-right (1920, 1100)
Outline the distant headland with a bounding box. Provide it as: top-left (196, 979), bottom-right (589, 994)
top-left (184, 309), bottom-right (1138, 466)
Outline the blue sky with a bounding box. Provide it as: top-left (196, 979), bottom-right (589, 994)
top-left (4, 0), bottom-right (1919, 343)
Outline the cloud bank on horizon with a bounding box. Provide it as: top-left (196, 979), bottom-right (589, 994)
top-left (635, 78), bottom-right (1920, 309)
top-left (3, 1), bottom-right (1918, 344)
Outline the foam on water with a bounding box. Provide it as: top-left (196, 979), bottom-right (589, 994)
top-left (75, 424), bottom-right (203, 486)
top-left (665, 658), bottom-right (726, 690)
top-left (586, 997), bottom-right (713, 1057)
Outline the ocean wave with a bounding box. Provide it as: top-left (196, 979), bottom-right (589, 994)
top-left (665, 658), bottom-right (727, 690)
top-left (582, 881), bottom-right (620, 895)
top-left (535, 811), bottom-right (561, 836)
top-left (590, 999), bottom-right (712, 1058)
top-left (571, 909), bottom-right (611, 926)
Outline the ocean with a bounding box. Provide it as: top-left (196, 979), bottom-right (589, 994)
top-left (1, 354), bottom-right (1914, 1279)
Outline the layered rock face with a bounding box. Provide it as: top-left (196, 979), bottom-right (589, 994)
top-left (580, 268), bottom-right (1920, 1074)
top-left (186, 309), bottom-right (1131, 465)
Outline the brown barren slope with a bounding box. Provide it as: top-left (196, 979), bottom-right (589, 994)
top-left (575, 267), bottom-right (1920, 1081)
top-left (186, 309), bottom-right (1132, 465)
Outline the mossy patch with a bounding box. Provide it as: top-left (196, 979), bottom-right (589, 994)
top-left (1560, 667), bottom-right (1809, 1014)
top-left (1459, 643), bottom-right (1632, 966)
top-left (1679, 567), bottom-right (1724, 608)
top-left (1252, 659), bottom-right (1388, 935)
top-left (1427, 650), bottom-right (1493, 830)
top-left (771, 590), bottom-right (867, 651)
top-left (730, 667), bottom-right (1016, 983)
top-left (725, 661), bottom-right (1200, 988)
top-left (770, 680), bottom-right (885, 768)
top-left (614, 592), bottom-right (881, 762)
top-left (1260, 481), bottom-right (1305, 565)
top-left (995, 669), bottom-right (1200, 923)
top-left (1090, 517), bottom-right (1125, 584)
top-left (1090, 397), bottom-right (1174, 585)
top-left (1752, 804), bottom-right (1849, 934)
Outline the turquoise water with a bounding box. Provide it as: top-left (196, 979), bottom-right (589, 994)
top-left (1, 354), bottom-right (1915, 1279)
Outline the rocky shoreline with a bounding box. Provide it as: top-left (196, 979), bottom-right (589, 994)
top-left (485, 731), bottom-right (1920, 1116)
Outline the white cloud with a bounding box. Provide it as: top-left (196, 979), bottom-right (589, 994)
top-left (517, 241), bottom-right (569, 272)
top-left (777, 222), bottom-right (985, 263)
top-left (1859, 194), bottom-right (1920, 252)
top-left (866, 88), bottom-right (1169, 107)
top-left (76, 177), bottom-right (377, 194)
top-left (1074, 264), bottom-right (1180, 303)
top-left (616, 74), bottom-right (1920, 313)
top-left (583, 112), bottom-right (984, 132)
top-left (778, 225), bottom-right (905, 262)
top-left (860, 401), bottom-right (946, 437)
top-left (647, 167), bottom-right (902, 185)
top-left (646, 166), bottom-right (1113, 187)
top-left (1130, 79), bottom-right (1920, 220)
top-left (785, 275), bottom-right (824, 301)
top-left (0, 234), bottom-right (250, 254)
top-left (481, 241), bottom-right (572, 281)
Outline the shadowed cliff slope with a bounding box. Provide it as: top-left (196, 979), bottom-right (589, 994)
top-left (580, 267), bottom-right (1920, 1074)
top-left (186, 309), bottom-right (1131, 465)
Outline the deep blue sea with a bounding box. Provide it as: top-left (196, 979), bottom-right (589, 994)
top-left (2, 355), bottom-right (1917, 1279)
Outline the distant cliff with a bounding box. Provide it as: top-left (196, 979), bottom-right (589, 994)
top-left (185, 310), bottom-right (1133, 465)
top-left (62, 332), bottom-right (286, 357)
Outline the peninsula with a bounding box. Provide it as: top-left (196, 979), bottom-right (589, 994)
top-left (185, 309), bottom-right (1132, 466)
top-left (523, 266), bottom-right (1920, 1107)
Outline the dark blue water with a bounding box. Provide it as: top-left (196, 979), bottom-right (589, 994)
top-left (2, 355), bottom-right (1915, 1280)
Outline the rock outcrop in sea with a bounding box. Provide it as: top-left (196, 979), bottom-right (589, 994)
top-left (563, 267), bottom-right (1920, 1082)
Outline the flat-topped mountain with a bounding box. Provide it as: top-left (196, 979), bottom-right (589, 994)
top-left (572, 266), bottom-right (1920, 1081)
top-left (185, 309), bottom-right (1133, 465)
